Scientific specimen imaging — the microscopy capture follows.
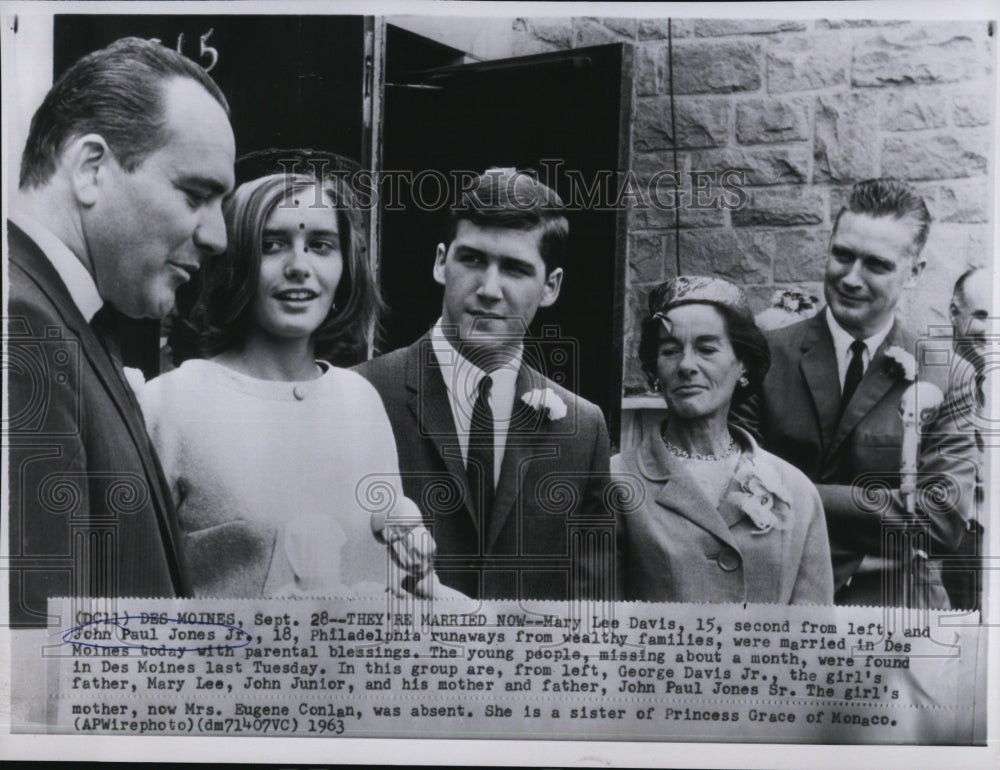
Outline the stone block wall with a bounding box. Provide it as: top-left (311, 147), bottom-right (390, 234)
top-left (508, 17), bottom-right (995, 394)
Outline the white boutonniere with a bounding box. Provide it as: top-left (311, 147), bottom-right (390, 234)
top-left (884, 346), bottom-right (917, 381)
top-left (725, 458), bottom-right (792, 535)
top-left (521, 388), bottom-right (567, 421)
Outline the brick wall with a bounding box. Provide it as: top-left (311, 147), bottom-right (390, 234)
top-left (508, 17), bottom-right (995, 394)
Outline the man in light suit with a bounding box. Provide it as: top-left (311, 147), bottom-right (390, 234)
top-left (733, 178), bottom-right (978, 607)
top-left (356, 168), bottom-right (613, 601)
top-left (7, 38), bottom-right (235, 626)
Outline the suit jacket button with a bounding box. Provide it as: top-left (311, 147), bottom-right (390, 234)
top-left (717, 547), bottom-right (741, 572)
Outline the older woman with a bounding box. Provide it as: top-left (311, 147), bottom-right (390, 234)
top-left (139, 171), bottom-right (435, 597)
top-left (614, 277), bottom-right (833, 604)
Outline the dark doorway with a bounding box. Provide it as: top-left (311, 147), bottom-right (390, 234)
top-left (379, 28), bottom-right (632, 441)
top-left (54, 15), bottom-right (366, 164)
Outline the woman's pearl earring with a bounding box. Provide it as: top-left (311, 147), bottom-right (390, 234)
top-left (738, 375), bottom-right (749, 388)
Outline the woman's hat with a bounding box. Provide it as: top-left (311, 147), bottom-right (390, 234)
top-left (648, 276), bottom-right (753, 321)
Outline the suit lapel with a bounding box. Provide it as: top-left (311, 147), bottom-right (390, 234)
top-left (798, 313), bottom-right (841, 456)
top-left (828, 323), bottom-right (905, 458)
top-left (405, 335), bottom-right (477, 531)
top-left (10, 227), bottom-right (155, 481)
top-left (486, 366), bottom-right (555, 550)
top-left (7, 221), bottom-right (188, 593)
top-left (638, 432), bottom-right (739, 550)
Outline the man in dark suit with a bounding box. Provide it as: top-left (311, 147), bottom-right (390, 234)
top-left (356, 168), bottom-right (613, 602)
top-left (940, 267), bottom-right (989, 609)
top-left (733, 178), bottom-right (978, 607)
top-left (7, 38), bottom-right (235, 626)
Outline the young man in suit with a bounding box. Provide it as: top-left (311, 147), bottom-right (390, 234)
top-left (356, 168), bottom-right (614, 602)
top-left (7, 38), bottom-right (235, 626)
top-left (733, 178), bottom-right (978, 608)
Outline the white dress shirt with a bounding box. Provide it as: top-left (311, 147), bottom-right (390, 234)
top-left (825, 306), bottom-right (894, 393)
top-left (431, 319), bottom-right (521, 486)
top-left (11, 213), bottom-right (103, 323)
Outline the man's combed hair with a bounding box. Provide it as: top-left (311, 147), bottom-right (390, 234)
top-left (19, 36), bottom-right (229, 189)
top-left (446, 167), bottom-right (569, 274)
top-left (952, 266), bottom-right (983, 305)
top-left (833, 178), bottom-right (932, 257)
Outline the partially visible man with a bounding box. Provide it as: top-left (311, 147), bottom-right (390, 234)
top-left (7, 38), bottom-right (235, 626)
top-left (733, 178), bottom-right (978, 607)
top-left (355, 168), bottom-right (613, 601)
top-left (941, 267), bottom-right (990, 609)
top-left (950, 267), bottom-right (990, 378)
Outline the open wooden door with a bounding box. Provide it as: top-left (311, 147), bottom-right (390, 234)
top-left (377, 26), bottom-right (633, 442)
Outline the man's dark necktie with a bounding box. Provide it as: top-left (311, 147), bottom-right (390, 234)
top-left (89, 303), bottom-right (123, 364)
top-left (840, 339), bottom-right (866, 415)
top-left (468, 375), bottom-right (495, 533)
top-left (89, 301), bottom-right (152, 424)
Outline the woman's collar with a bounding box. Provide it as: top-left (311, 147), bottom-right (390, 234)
top-left (636, 419), bottom-right (760, 482)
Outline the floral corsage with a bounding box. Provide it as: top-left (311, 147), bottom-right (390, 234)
top-left (884, 345), bottom-right (916, 381)
top-left (725, 458), bottom-right (792, 535)
top-left (521, 388), bottom-right (568, 421)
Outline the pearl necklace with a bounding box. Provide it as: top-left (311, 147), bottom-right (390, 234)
top-left (661, 433), bottom-right (737, 461)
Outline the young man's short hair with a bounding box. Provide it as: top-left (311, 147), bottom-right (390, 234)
top-left (444, 167), bottom-right (569, 274)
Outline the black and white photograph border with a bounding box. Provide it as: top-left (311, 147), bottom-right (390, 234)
top-left (1, 1), bottom-right (998, 768)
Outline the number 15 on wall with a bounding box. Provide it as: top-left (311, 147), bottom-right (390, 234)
top-left (150, 28), bottom-right (218, 71)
